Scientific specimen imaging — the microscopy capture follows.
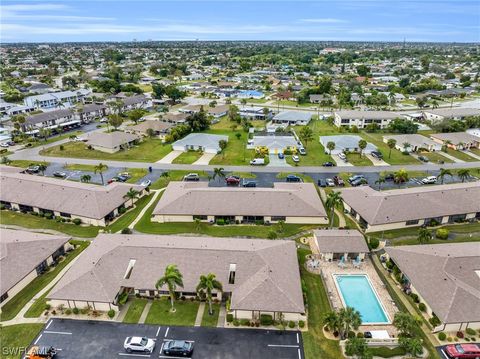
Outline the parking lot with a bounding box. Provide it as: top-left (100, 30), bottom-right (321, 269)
top-left (32, 319), bottom-right (304, 359)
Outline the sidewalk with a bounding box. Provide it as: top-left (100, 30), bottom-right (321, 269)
top-left (128, 188), bottom-right (164, 230)
top-left (138, 301), bottom-right (152, 324)
top-left (217, 303), bottom-right (226, 328)
top-left (194, 302), bottom-right (205, 327)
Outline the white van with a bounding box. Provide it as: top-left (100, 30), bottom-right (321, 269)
top-left (250, 158), bottom-right (265, 165)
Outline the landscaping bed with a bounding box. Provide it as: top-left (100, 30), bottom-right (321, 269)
top-left (144, 298), bottom-right (199, 326)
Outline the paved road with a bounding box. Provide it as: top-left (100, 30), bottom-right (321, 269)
top-left (31, 318), bottom-right (304, 359)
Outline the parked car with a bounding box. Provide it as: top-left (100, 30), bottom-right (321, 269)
top-left (333, 176), bottom-right (345, 186)
top-left (418, 155), bottom-right (429, 162)
top-left (0, 142), bottom-right (9, 148)
top-left (278, 152), bottom-right (285, 159)
top-left (371, 151), bottom-right (383, 160)
top-left (124, 337), bottom-right (156, 354)
top-left (286, 175), bottom-right (303, 183)
top-left (26, 166), bottom-right (40, 174)
top-left (225, 175), bottom-right (241, 185)
top-left (326, 178), bottom-right (335, 187)
top-left (322, 161), bottom-right (335, 167)
top-left (250, 158), bottom-right (265, 165)
top-left (422, 176), bottom-right (437, 184)
top-left (52, 171), bottom-right (66, 178)
top-left (444, 343), bottom-right (480, 359)
top-left (317, 179), bottom-right (326, 187)
top-left (242, 179), bottom-right (257, 187)
top-left (338, 153), bottom-right (347, 161)
top-left (298, 147), bottom-right (307, 155)
top-left (163, 340), bottom-right (194, 357)
top-left (183, 173), bottom-right (200, 181)
top-left (348, 174), bottom-right (365, 184)
top-left (292, 155), bottom-right (300, 162)
top-left (140, 179), bottom-right (152, 187)
top-left (116, 175), bottom-right (129, 182)
top-left (118, 172), bottom-right (131, 179)
top-left (351, 177), bottom-right (368, 187)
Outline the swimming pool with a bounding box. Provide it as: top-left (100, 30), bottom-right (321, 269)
top-left (334, 274), bottom-right (390, 324)
top-left (238, 90), bottom-right (264, 98)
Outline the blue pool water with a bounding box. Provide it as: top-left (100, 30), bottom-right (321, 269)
top-left (238, 90), bottom-right (264, 97)
top-left (335, 275), bottom-right (389, 324)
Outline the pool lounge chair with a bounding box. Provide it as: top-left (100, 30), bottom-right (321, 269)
top-left (338, 255), bottom-right (346, 268)
top-left (353, 255), bottom-right (361, 269)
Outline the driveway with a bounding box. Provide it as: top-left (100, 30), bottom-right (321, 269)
top-left (331, 154), bottom-right (353, 167)
top-left (193, 152), bottom-right (216, 165)
top-left (32, 318), bottom-right (304, 359)
top-left (268, 154), bottom-right (290, 167)
top-left (436, 151), bottom-right (465, 163)
top-left (157, 150), bottom-right (182, 164)
top-left (365, 154), bottom-right (390, 166)
top-left (462, 150), bottom-right (480, 160)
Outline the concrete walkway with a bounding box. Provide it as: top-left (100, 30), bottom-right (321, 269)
top-left (319, 188), bottom-right (346, 227)
top-left (157, 150), bottom-right (183, 164)
top-left (193, 152), bottom-right (216, 165)
top-left (217, 303), bottom-right (227, 328)
top-left (194, 302), bottom-right (206, 327)
top-left (116, 300), bottom-right (132, 322)
top-left (138, 301), bottom-right (152, 324)
top-left (437, 151), bottom-right (465, 163)
top-left (331, 154), bottom-right (353, 167)
top-left (462, 150), bottom-right (480, 160)
top-left (128, 189), bottom-right (165, 229)
top-left (366, 154), bottom-right (390, 166)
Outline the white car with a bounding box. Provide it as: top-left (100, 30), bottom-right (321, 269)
top-left (422, 176), bottom-right (437, 184)
top-left (140, 179), bottom-right (152, 187)
top-left (124, 336), bottom-right (156, 353)
top-left (338, 153), bottom-right (347, 161)
top-left (326, 178), bottom-right (335, 187)
top-left (292, 155), bottom-right (300, 162)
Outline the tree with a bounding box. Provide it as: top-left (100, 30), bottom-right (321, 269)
top-left (107, 114), bottom-right (123, 130)
top-left (80, 174), bottom-right (91, 183)
top-left (356, 64), bottom-right (370, 77)
top-left (339, 306), bottom-right (362, 338)
top-left (345, 337), bottom-right (372, 359)
top-left (1, 156), bottom-right (12, 165)
top-left (399, 337), bottom-right (423, 357)
top-left (127, 109), bottom-right (144, 125)
top-left (325, 191), bottom-right (343, 229)
top-left (393, 311), bottom-right (417, 337)
top-left (38, 128), bottom-right (51, 142)
top-left (94, 163), bottom-right (108, 185)
top-left (146, 128), bottom-right (155, 138)
top-left (235, 133), bottom-right (241, 140)
top-left (358, 139), bottom-right (367, 157)
top-left (196, 273), bottom-right (223, 315)
top-left (437, 168), bottom-right (452, 185)
top-left (394, 169), bottom-right (409, 186)
top-left (164, 85), bottom-right (186, 103)
top-left (38, 163), bottom-right (48, 176)
top-left (326, 141), bottom-right (336, 155)
top-left (299, 126), bottom-right (314, 148)
top-left (219, 140), bottom-right (228, 158)
top-left (194, 218), bottom-right (201, 232)
top-left (323, 311), bottom-right (341, 334)
top-left (457, 168), bottom-right (470, 182)
top-left (156, 264), bottom-right (184, 312)
top-left (124, 188), bottom-right (139, 207)
top-left (228, 105), bottom-right (240, 122)
top-left (375, 175), bottom-right (386, 190)
top-left (417, 227), bottom-right (432, 244)
top-left (387, 138), bottom-right (397, 158)
top-left (212, 167), bottom-right (225, 182)
top-left (186, 108), bottom-right (210, 131)
top-left (388, 118), bottom-right (419, 134)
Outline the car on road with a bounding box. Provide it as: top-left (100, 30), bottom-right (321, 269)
top-left (418, 155), bottom-right (429, 162)
top-left (317, 179), bottom-right (326, 187)
top-left (348, 174), bottom-right (365, 184)
top-left (124, 336), bottom-right (156, 354)
top-left (225, 175), bottom-right (241, 185)
top-left (116, 175), bottom-right (129, 182)
top-left (333, 176), bottom-right (345, 186)
top-left (298, 147), bottom-right (307, 155)
top-left (444, 343), bottom-right (480, 359)
top-left (52, 171), bottom-right (66, 178)
top-left (242, 179), bottom-right (257, 187)
top-left (326, 178), bottom-right (335, 187)
top-left (286, 175), bottom-right (303, 183)
top-left (351, 177), bottom-right (368, 187)
top-left (422, 176), bottom-right (437, 184)
top-left (26, 165), bottom-right (40, 174)
top-left (322, 161), bottom-right (335, 167)
top-left (140, 179), bottom-right (152, 187)
top-left (183, 173), bottom-right (200, 181)
top-left (292, 155), bottom-right (300, 162)
top-left (163, 340), bottom-right (194, 357)
top-left (278, 152), bottom-right (285, 159)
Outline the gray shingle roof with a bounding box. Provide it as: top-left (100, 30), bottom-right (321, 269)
top-left (430, 132), bottom-right (480, 145)
top-left (314, 229), bottom-right (369, 253)
top-left (335, 110), bottom-right (400, 120)
top-left (172, 133), bottom-right (228, 152)
top-left (84, 131), bottom-right (140, 149)
top-left (26, 109), bottom-right (73, 125)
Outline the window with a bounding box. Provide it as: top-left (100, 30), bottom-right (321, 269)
top-left (193, 215), bottom-right (208, 220)
top-left (60, 212), bottom-right (71, 218)
top-left (271, 216), bottom-right (286, 222)
top-left (405, 219), bottom-right (419, 226)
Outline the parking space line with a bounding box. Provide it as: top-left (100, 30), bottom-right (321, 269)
top-left (156, 326), bottom-right (161, 337)
top-left (44, 330), bottom-right (72, 335)
top-left (34, 334), bottom-right (42, 345)
top-left (46, 320), bottom-right (52, 330)
top-left (298, 348), bottom-right (302, 359)
top-left (159, 342), bottom-right (165, 354)
top-left (267, 344), bottom-right (299, 348)
top-left (164, 327), bottom-right (169, 338)
top-left (159, 356), bottom-right (188, 359)
top-left (118, 353), bottom-right (151, 357)
top-left (296, 333), bottom-right (299, 344)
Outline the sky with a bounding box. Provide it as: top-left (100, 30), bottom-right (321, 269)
top-left (0, 0), bottom-right (479, 43)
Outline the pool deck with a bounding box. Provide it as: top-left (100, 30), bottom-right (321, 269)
top-left (307, 256), bottom-right (399, 336)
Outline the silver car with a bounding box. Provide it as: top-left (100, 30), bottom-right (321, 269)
top-left (124, 336), bottom-right (156, 353)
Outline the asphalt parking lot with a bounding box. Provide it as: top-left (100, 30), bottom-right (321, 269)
top-left (32, 319), bottom-right (304, 359)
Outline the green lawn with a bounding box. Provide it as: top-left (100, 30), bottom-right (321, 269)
top-left (292, 121), bottom-right (337, 165)
top-left (276, 172), bottom-right (314, 183)
top-left (0, 210), bottom-right (100, 238)
top-left (469, 147), bottom-right (480, 156)
top-left (63, 163), bottom-right (98, 171)
top-left (27, 130), bottom-right (84, 148)
top-left (445, 149), bottom-right (478, 162)
top-left (2, 240), bottom-right (89, 321)
top-left (298, 248), bottom-right (342, 359)
top-left (208, 130), bottom-right (255, 166)
top-left (0, 324), bottom-right (44, 359)
top-left (200, 303), bottom-right (220, 327)
top-left (106, 193), bottom-right (153, 233)
top-left (150, 170), bottom-right (209, 189)
top-left (418, 151), bottom-right (454, 164)
top-left (144, 298), bottom-right (199, 326)
top-left (5, 160), bottom-right (50, 169)
top-left (370, 346), bottom-right (407, 358)
top-left (40, 139), bottom-right (173, 162)
top-left (125, 168), bottom-right (148, 183)
top-left (359, 132), bottom-right (421, 165)
top-left (172, 150), bottom-right (203, 164)
top-left (123, 298), bottom-right (149, 324)
top-left (345, 152), bottom-right (373, 166)
top-left (230, 171), bottom-right (256, 178)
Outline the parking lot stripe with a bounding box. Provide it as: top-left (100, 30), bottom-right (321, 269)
top-left (118, 353), bottom-right (151, 357)
top-left (44, 330), bottom-right (72, 335)
top-left (267, 344), bottom-right (299, 348)
top-left (46, 320), bottom-right (52, 330)
top-left (156, 326), bottom-right (161, 337)
top-left (164, 327), bottom-right (169, 338)
top-left (298, 348), bottom-right (302, 359)
top-left (34, 334), bottom-right (42, 345)
top-left (159, 356), bottom-right (189, 359)
top-left (296, 333), bottom-right (299, 344)
top-left (159, 342), bottom-right (165, 354)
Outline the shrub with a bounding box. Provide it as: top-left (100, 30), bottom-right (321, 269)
top-left (72, 218), bottom-right (82, 225)
top-left (267, 230), bottom-right (278, 239)
top-left (369, 237), bottom-right (379, 249)
top-left (436, 228), bottom-right (449, 240)
top-left (72, 307), bottom-right (79, 315)
top-left (59, 145), bottom-right (64, 151)
top-left (438, 332), bottom-right (447, 341)
top-left (457, 331), bottom-right (464, 339)
top-left (260, 314), bottom-right (273, 326)
top-left (298, 320), bottom-right (305, 328)
top-left (216, 219), bottom-right (225, 225)
top-left (466, 328), bottom-right (476, 336)
top-left (357, 332), bottom-right (364, 338)
top-left (65, 308), bottom-right (72, 315)
top-left (80, 307), bottom-right (89, 315)
top-left (233, 319), bottom-right (240, 327)
top-left (418, 303), bottom-right (426, 312)
top-left (118, 207), bottom-right (127, 214)
top-left (288, 321), bottom-right (295, 328)
top-left (240, 319), bottom-right (250, 326)
top-left (45, 212), bottom-right (54, 219)
top-left (44, 304), bottom-right (51, 310)
top-left (465, 337), bottom-right (470, 342)
top-left (226, 314), bottom-right (234, 323)
top-left (429, 315), bottom-right (441, 327)
top-left (348, 331), bottom-right (356, 338)
top-left (447, 337), bottom-right (453, 342)
top-left (107, 309), bottom-right (115, 318)
top-left (121, 228), bottom-right (132, 234)
top-left (410, 293), bottom-right (419, 303)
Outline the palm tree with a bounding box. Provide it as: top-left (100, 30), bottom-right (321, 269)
top-left (437, 168), bottom-right (453, 185)
top-left (457, 168), bottom-right (470, 183)
top-left (387, 138), bottom-right (397, 159)
top-left (299, 126), bottom-right (314, 148)
top-left (375, 175), bottom-right (386, 190)
top-left (196, 273), bottom-right (223, 315)
top-left (402, 142), bottom-right (411, 152)
top-left (80, 174), bottom-right (91, 183)
top-left (1, 156), bottom-right (12, 165)
top-left (38, 163), bottom-right (48, 176)
top-left (194, 218), bottom-right (202, 232)
top-left (323, 311), bottom-right (341, 334)
top-left (326, 141), bottom-right (336, 155)
top-left (417, 227), bottom-right (432, 244)
top-left (38, 128), bottom-right (51, 142)
top-left (394, 169), bottom-right (409, 187)
top-left (212, 167), bottom-right (225, 182)
top-left (124, 188), bottom-right (139, 207)
top-left (443, 140), bottom-right (452, 153)
top-left (325, 191), bottom-right (343, 229)
top-left (358, 139), bottom-right (367, 157)
top-left (431, 100), bottom-right (439, 109)
top-left (94, 163), bottom-right (108, 185)
top-left (339, 306), bottom-right (362, 339)
top-left (156, 264), bottom-right (184, 312)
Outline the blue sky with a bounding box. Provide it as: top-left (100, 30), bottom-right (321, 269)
top-left (0, 1), bottom-right (479, 43)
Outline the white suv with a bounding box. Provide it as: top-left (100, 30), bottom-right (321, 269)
top-left (422, 176), bottom-right (437, 185)
top-left (124, 336), bottom-right (156, 353)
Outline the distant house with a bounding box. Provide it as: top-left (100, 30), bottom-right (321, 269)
top-left (27, 83), bottom-right (54, 95)
top-left (160, 112), bottom-right (188, 125)
top-left (422, 108), bottom-right (479, 123)
top-left (83, 131), bottom-right (141, 153)
top-left (249, 135), bottom-right (300, 154)
top-left (274, 91), bottom-right (295, 101)
top-left (312, 229), bottom-right (369, 262)
top-left (341, 182), bottom-right (480, 232)
top-left (78, 104), bottom-right (107, 123)
top-left (240, 106), bottom-right (272, 120)
top-left (178, 104), bottom-right (203, 114)
top-left (172, 133), bottom-right (228, 153)
top-left (24, 109), bottom-right (78, 135)
top-left (319, 135), bottom-right (377, 155)
top-left (5, 104), bottom-right (35, 117)
top-left (334, 110), bottom-right (399, 129)
top-left (272, 111), bottom-right (312, 126)
top-left (0, 167), bottom-right (145, 226)
top-left (153, 182), bottom-right (328, 224)
top-left (385, 243), bottom-right (480, 332)
top-left (383, 134), bottom-right (442, 152)
top-left (24, 89), bottom-right (90, 109)
top-left (47, 234), bottom-right (306, 321)
top-left (309, 94), bottom-right (333, 104)
top-left (120, 95), bottom-right (151, 111)
top-left (0, 229), bottom-right (73, 307)
top-left (430, 132), bottom-right (480, 150)
top-left (207, 105), bottom-right (230, 118)
top-left (128, 120), bottom-right (173, 142)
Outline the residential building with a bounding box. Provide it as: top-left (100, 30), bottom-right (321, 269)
top-left (422, 108), bottom-right (480, 123)
top-left (249, 135), bottom-right (300, 154)
top-left (272, 111), bottom-right (312, 126)
top-left (0, 229), bottom-right (72, 307)
top-left (334, 110), bottom-right (399, 129)
top-left (341, 182), bottom-right (480, 232)
top-left (383, 134), bottom-right (442, 152)
top-left (127, 120), bottom-right (173, 142)
top-left (77, 104), bottom-right (107, 122)
top-left (153, 182), bottom-right (328, 224)
top-left (47, 234), bottom-right (306, 321)
top-left (83, 131), bottom-right (141, 153)
top-left (430, 132), bottom-right (480, 150)
top-left (24, 89), bottom-right (90, 109)
top-left (0, 167), bottom-right (145, 226)
top-left (239, 106), bottom-right (272, 120)
top-left (120, 94), bottom-right (151, 111)
top-left (24, 109), bottom-right (77, 135)
top-left (319, 135), bottom-right (377, 155)
top-left (172, 133), bottom-right (228, 153)
top-left (312, 229), bottom-right (369, 262)
top-left (160, 112), bottom-right (188, 125)
top-left (385, 243), bottom-right (480, 332)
